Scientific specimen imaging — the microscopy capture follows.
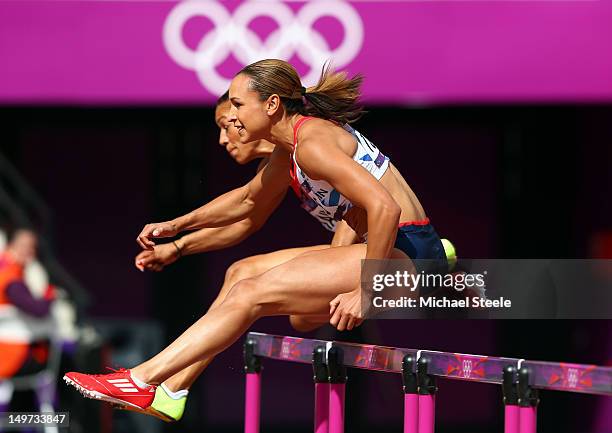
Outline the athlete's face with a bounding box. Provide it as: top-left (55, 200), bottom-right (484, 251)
top-left (215, 100), bottom-right (263, 165)
top-left (228, 74), bottom-right (274, 143)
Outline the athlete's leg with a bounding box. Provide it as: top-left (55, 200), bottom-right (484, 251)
top-left (211, 245), bottom-right (330, 309)
top-left (162, 244), bottom-right (330, 392)
top-left (289, 314), bottom-right (330, 332)
top-left (132, 244), bottom-right (409, 385)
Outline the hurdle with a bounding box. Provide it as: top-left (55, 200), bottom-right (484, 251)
top-left (242, 332), bottom-right (612, 433)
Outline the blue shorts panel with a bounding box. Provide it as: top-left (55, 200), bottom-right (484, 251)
top-left (394, 223), bottom-right (447, 272)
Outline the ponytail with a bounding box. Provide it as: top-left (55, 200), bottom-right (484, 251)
top-left (303, 62), bottom-right (364, 124)
top-left (238, 59), bottom-right (364, 124)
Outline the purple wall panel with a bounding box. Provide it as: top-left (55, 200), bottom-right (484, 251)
top-left (1, 1), bottom-right (612, 104)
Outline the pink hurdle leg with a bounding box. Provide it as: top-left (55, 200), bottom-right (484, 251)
top-left (519, 407), bottom-right (537, 433)
top-left (402, 355), bottom-right (419, 433)
top-left (404, 394), bottom-right (419, 433)
top-left (518, 367), bottom-right (539, 433)
top-left (315, 383), bottom-right (330, 433)
top-left (244, 338), bottom-right (262, 433)
top-left (417, 357), bottom-right (437, 433)
top-left (505, 406), bottom-right (520, 433)
top-left (503, 366), bottom-right (520, 433)
top-left (245, 373), bottom-right (262, 433)
top-left (327, 346), bottom-right (347, 433)
top-left (313, 346), bottom-right (329, 433)
top-left (329, 383), bottom-right (346, 433)
top-left (417, 395), bottom-right (435, 433)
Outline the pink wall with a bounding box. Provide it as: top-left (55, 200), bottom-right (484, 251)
top-left (1, 0), bottom-right (611, 105)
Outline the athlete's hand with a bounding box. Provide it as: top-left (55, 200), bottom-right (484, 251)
top-left (329, 287), bottom-right (366, 331)
top-left (136, 221), bottom-right (178, 250)
top-left (135, 243), bottom-right (178, 272)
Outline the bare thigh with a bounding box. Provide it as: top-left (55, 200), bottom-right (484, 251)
top-left (210, 244), bottom-right (330, 309)
top-left (237, 244), bottom-right (409, 317)
top-left (233, 245), bottom-right (331, 277)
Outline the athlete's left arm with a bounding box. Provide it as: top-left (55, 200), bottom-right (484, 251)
top-left (297, 131), bottom-right (400, 261)
top-left (297, 130), bottom-right (401, 331)
top-left (330, 221), bottom-right (360, 247)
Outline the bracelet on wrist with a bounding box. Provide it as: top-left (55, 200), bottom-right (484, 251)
top-left (172, 240), bottom-right (183, 259)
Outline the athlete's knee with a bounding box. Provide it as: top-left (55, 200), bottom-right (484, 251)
top-left (223, 278), bottom-right (265, 315)
top-left (224, 257), bottom-right (259, 286)
top-left (289, 315), bottom-right (323, 333)
top-left (225, 276), bottom-right (285, 318)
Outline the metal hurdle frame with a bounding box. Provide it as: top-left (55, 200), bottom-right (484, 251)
top-left (243, 332), bottom-right (612, 433)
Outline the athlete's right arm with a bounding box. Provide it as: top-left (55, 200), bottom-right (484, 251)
top-left (135, 188), bottom-right (287, 271)
top-left (136, 147), bottom-right (290, 250)
top-left (174, 147), bottom-right (290, 230)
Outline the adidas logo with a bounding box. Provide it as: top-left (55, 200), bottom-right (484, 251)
top-left (108, 378), bottom-right (140, 393)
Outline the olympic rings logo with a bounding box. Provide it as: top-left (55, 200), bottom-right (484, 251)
top-left (163, 0), bottom-right (364, 95)
top-left (281, 340), bottom-right (291, 359)
top-left (567, 368), bottom-right (578, 388)
top-left (462, 359), bottom-right (473, 378)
